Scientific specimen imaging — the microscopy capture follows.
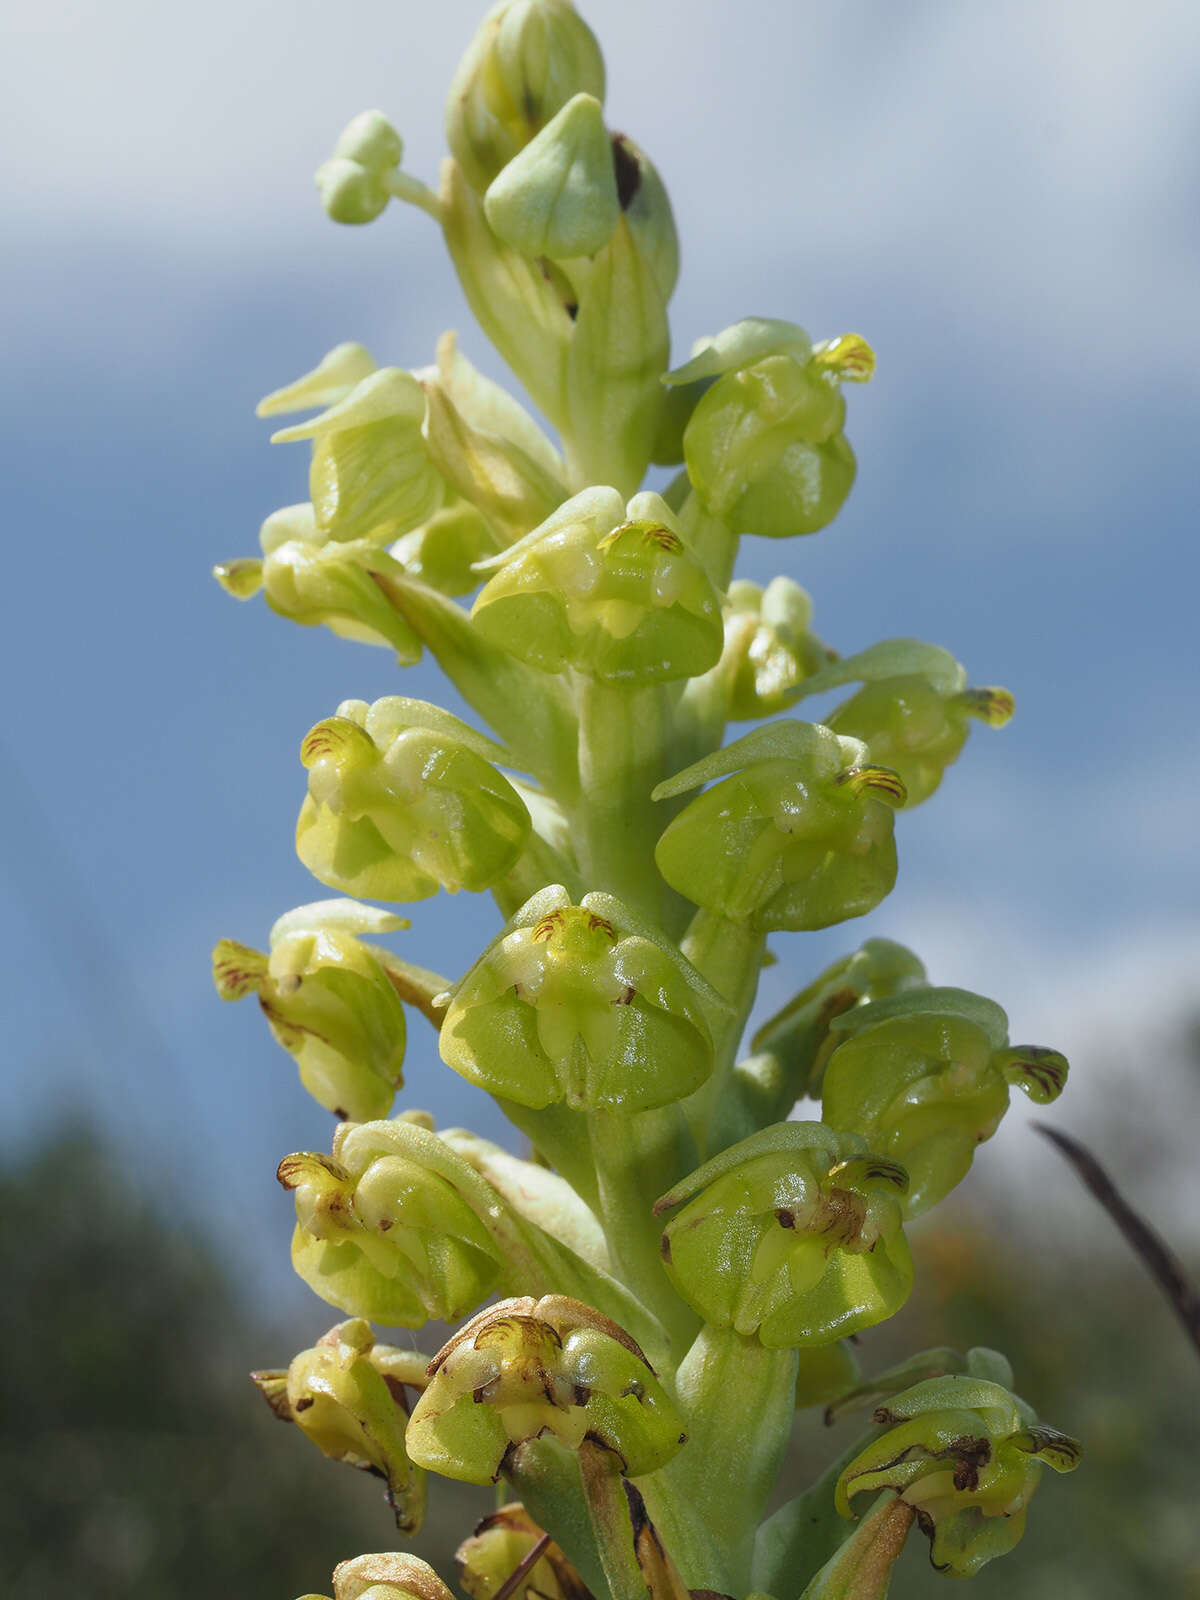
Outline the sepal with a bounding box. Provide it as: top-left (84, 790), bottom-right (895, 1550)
top-left (296, 696), bottom-right (531, 901)
top-left (278, 1122), bottom-right (506, 1327)
top-left (820, 988), bottom-right (1069, 1215)
top-left (654, 1122), bottom-right (913, 1348)
top-left (472, 489), bottom-right (723, 682)
top-left (679, 324), bottom-right (871, 538)
top-left (439, 885), bottom-right (720, 1110)
top-left (257, 343), bottom-right (378, 417)
top-left (405, 1295), bottom-right (685, 1484)
top-left (652, 721), bottom-right (903, 931)
top-left (212, 898), bottom-right (409, 1121)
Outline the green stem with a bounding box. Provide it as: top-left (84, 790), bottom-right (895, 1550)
top-left (578, 1441), bottom-right (653, 1600)
top-left (572, 675), bottom-right (689, 936)
top-left (655, 1325), bottom-right (798, 1592)
top-left (798, 1492), bottom-right (915, 1600)
top-left (587, 1105), bottom-right (700, 1360)
top-left (679, 910), bottom-right (766, 1156)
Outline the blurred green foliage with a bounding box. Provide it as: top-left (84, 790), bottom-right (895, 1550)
top-left (0, 1124), bottom-right (482, 1598)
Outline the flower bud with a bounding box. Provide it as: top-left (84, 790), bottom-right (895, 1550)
top-left (213, 898), bottom-right (409, 1121)
top-left (471, 488), bottom-right (723, 682)
top-left (652, 720), bottom-right (905, 931)
top-left (721, 578), bottom-right (835, 720)
top-left (654, 1123), bottom-right (913, 1348)
top-left (820, 987), bottom-right (1069, 1216)
top-left (438, 884), bottom-right (720, 1111)
top-left (406, 1295), bottom-right (685, 1484)
top-left (296, 697), bottom-right (531, 901)
top-left (792, 639), bottom-right (1014, 805)
top-left (446, 0), bottom-right (606, 193)
top-left (278, 1121), bottom-right (506, 1327)
top-left (315, 111), bottom-right (404, 224)
top-left (304, 1552), bottom-right (457, 1600)
top-left (751, 938), bottom-right (927, 1101)
top-left (271, 368), bottom-right (444, 544)
top-left (672, 320), bottom-right (873, 539)
top-left (252, 1318), bottom-right (426, 1533)
top-left (457, 1504), bottom-right (589, 1600)
top-left (484, 94), bottom-right (619, 260)
top-left (835, 1371), bottom-right (1080, 1577)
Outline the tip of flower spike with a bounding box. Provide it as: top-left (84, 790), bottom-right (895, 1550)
top-left (812, 333), bottom-right (876, 383)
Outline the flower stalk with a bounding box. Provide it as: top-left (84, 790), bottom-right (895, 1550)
top-left (214, 2), bottom-right (1082, 1595)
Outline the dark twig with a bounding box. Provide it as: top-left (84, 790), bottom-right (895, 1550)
top-left (1034, 1121), bottom-right (1200, 1361)
top-left (490, 1532), bottom-right (553, 1600)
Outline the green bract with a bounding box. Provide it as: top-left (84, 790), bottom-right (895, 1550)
top-left (819, 987), bottom-right (1068, 1216)
top-left (655, 1123), bottom-right (913, 1347)
top-left (221, 4), bottom-right (1081, 1593)
top-left (439, 885), bottom-right (719, 1110)
top-left (472, 487), bottom-right (723, 682)
top-left (212, 899), bottom-right (410, 1121)
top-left (406, 1296), bottom-right (685, 1484)
top-left (836, 1373), bottom-right (1081, 1577)
top-left (296, 696), bottom-right (531, 901)
top-left (653, 721), bottom-right (906, 930)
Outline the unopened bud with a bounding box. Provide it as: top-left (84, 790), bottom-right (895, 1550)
top-left (446, 0), bottom-right (606, 193)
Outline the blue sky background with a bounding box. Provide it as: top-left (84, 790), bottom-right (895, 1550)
top-left (5, 0), bottom-right (1199, 1320)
